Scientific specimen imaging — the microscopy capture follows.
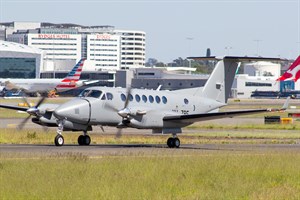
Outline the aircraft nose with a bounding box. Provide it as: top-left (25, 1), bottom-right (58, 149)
top-left (54, 98), bottom-right (90, 124)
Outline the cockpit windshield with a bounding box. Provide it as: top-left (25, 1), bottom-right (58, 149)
top-left (79, 89), bottom-right (102, 98)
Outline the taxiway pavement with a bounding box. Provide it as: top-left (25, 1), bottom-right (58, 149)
top-left (1, 143), bottom-right (300, 158)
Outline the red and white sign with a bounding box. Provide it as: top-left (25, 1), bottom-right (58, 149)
top-left (96, 34), bottom-right (111, 40)
top-left (38, 34), bottom-right (71, 39)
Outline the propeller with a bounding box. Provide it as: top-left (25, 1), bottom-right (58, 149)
top-left (17, 97), bottom-right (47, 130)
top-left (105, 87), bottom-right (133, 138)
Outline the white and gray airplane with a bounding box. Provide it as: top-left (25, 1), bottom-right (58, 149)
top-left (0, 56), bottom-right (288, 148)
top-left (0, 58), bottom-right (98, 95)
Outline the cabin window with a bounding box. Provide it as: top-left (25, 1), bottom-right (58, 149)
top-left (142, 95), bottom-right (147, 102)
top-left (135, 94), bottom-right (141, 102)
top-left (184, 98), bottom-right (189, 104)
top-left (101, 94), bottom-right (106, 100)
top-left (121, 93), bottom-right (126, 102)
top-left (155, 96), bottom-right (161, 103)
top-left (162, 96), bottom-right (167, 104)
top-left (129, 94), bottom-right (133, 101)
top-left (149, 95), bottom-right (154, 103)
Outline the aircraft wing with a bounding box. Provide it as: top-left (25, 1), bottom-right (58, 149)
top-left (163, 109), bottom-right (269, 123)
top-left (164, 97), bottom-right (290, 123)
top-left (0, 104), bottom-right (28, 112)
top-left (82, 80), bottom-right (100, 86)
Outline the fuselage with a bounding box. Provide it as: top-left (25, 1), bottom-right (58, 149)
top-left (0, 78), bottom-right (85, 93)
top-left (54, 86), bottom-right (226, 130)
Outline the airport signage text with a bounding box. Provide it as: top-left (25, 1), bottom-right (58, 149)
top-left (38, 34), bottom-right (71, 39)
top-left (96, 34), bottom-right (111, 39)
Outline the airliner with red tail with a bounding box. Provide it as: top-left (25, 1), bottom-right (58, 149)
top-left (277, 56), bottom-right (300, 82)
top-left (0, 58), bottom-right (98, 94)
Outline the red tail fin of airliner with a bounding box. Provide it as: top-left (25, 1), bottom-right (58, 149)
top-left (277, 56), bottom-right (300, 82)
top-left (55, 58), bottom-right (85, 91)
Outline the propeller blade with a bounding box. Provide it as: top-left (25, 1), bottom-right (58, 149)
top-left (17, 115), bottom-right (31, 130)
top-left (35, 97), bottom-right (46, 108)
top-left (105, 103), bottom-right (119, 112)
top-left (41, 123), bottom-right (49, 133)
top-left (115, 128), bottom-right (122, 138)
top-left (21, 96), bottom-right (31, 108)
top-left (124, 87), bottom-right (132, 109)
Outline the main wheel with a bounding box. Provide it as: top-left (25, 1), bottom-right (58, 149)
top-left (174, 138), bottom-right (180, 148)
top-left (54, 135), bottom-right (64, 146)
top-left (78, 135), bottom-right (91, 145)
top-left (78, 135), bottom-right (84, 145)
top-left (167, 137), bottom-right (174, 148)
top-left (83, 135), bottom-right (91, 145)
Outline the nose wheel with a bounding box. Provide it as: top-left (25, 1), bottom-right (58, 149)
top-left (167, 137), bottom-right (180, 148)
top-left (54, 134), bottom-right (64, 146)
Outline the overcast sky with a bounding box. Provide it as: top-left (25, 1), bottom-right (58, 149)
top-left (1, 0), bottom-right (299, 62)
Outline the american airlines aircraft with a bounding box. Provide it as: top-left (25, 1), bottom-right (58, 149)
top-left (0, 59), bottom-right (98, 95)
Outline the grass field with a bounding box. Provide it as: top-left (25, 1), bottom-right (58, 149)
top-left (1, 151), bottom-right (300, 199)
top-left (1, 98), bottom-right (300, 199)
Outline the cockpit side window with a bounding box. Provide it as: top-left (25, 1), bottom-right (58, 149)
top-left (79, 89), bottom-right (102, 98)
top-left (79, 89), bottom-right (90, 97)
top-left (107, 92), bottom-right (113, 100)
top-left (90, 90), bottom-right (102, 98)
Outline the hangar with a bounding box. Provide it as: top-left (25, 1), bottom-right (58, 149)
top-left (0, 40), bottom-right (43, 78)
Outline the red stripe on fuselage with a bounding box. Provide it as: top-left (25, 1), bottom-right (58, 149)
top-left (56, 84), bottom-right (77, 88)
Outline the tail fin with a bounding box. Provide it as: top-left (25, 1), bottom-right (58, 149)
top-left (277, 56), bottom-right (300, 82)
top-left (191, 56), bottom-right (281, 104)
top-left (55, 58), bottom-right (85, 91)
top-left (201, 58), bottom-right (239, 103)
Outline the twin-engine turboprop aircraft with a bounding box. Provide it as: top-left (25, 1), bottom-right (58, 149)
top-left (0, 56), bottom-right (288, 148)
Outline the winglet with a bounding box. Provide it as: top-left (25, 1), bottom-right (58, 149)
top-left (281, 96), bottom-right (291, 111)
top-left (267, 97), bottom-right (290, 112)
top-left (156, 85), bottom-right (162, 91)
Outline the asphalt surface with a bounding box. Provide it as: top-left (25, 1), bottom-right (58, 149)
top-left (1, 143), bottom-right (300, 158)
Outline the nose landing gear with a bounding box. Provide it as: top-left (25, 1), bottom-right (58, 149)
top-left (54, 120), bottom-right (64, 146)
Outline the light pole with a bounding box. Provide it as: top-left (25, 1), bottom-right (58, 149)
top-left (186, 37), bottom-right (194, 57)
top-left (225, 46), bottom-right (232, 55)
top-left (254, 39), bottom-right (262, 56)
top-left (186, 37), bottom-right (194, 75)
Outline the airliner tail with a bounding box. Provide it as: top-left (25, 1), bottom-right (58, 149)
top-left (55, 58), bottom-right (86, 91)
top-left (277, 56), bottom-right (300, 82)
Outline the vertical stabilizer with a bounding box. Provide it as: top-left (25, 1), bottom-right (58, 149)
top-left (277, 56), bottom-right (300, 82)
top-left (55, 58), bottom-right (86, 91)
top-left (201, 58), bottom-right (239, 103)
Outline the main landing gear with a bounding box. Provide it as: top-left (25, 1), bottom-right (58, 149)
top-left (78, 131), bottom-right (91, 145)
top-left (167, 136), bottom-right (180, 148)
